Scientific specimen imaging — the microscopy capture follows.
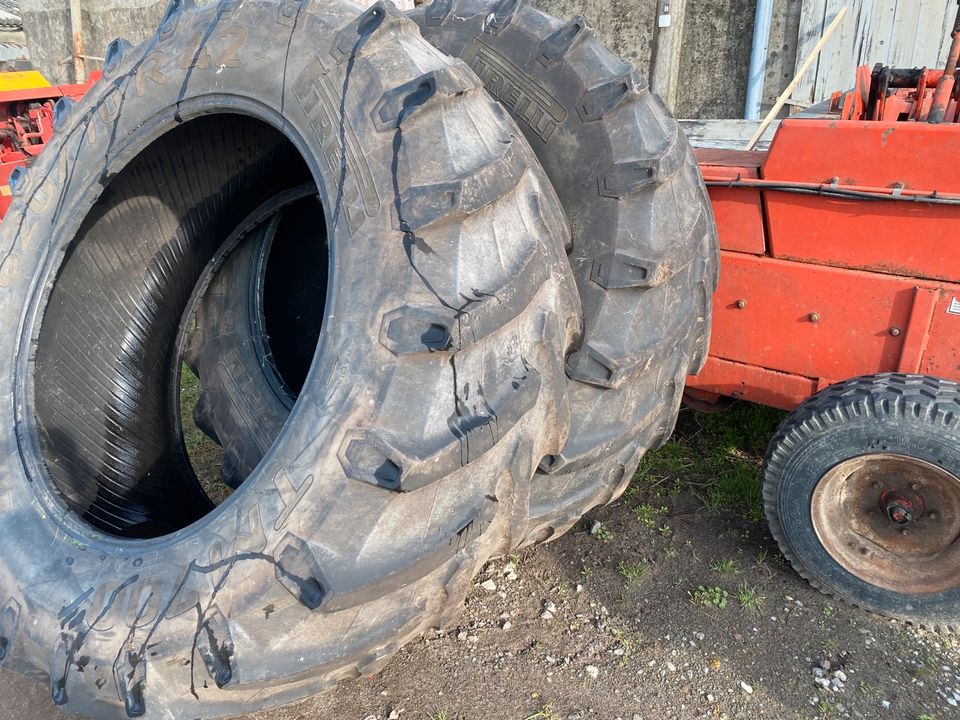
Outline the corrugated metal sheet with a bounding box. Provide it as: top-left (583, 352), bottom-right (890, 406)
top-left (795, 0), bottom-right (954, 104)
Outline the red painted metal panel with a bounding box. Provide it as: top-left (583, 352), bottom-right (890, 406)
top-left (762, 120), bottom-right (960, 281)
top-left (696, 149), bottom-right (766, 255)
top-left (703, 252), bottom-right (960, 386)
top-left (687, 357), bottom-right (818, 411)
top-left (922, 291), bottom-right (960, 380)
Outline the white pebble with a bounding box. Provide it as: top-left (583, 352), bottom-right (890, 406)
top-left (585, 665), bottom-right (600, 679)
top-left (740, 681), bottom-right (753, 694)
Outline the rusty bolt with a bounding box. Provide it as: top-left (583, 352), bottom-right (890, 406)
top-left (911, 482), bottom-right (922, 491)
top-left (736, 299), bottom-right (747, 309)
top-left (889, 327), bottom-right (902, 337)
top-left (929, 511), bottom-right (939, 520)
top-left (809, 312), bottom-right (821, 323)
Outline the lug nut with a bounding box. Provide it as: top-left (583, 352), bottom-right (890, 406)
top-left (809, 312), bottom-right (821, 323)
top-left (890, 327), bottom-right (902, 336)
top-left (735, 299), bottom-right (747, 309)
top-left (911, 482), bottom-right (922, 491)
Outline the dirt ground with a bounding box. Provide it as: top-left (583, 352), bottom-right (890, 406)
top-left (1, 404), bottom-right (959, 720)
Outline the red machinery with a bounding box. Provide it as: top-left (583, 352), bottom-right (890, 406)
top-left (0, 70), bottom-right (100, 217)
top-left (685, 63), bottom-right (960, 411)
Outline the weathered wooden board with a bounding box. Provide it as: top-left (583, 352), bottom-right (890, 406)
top-left (679, 119), bottom-right (779, 151)
top-left (795, 0), bottom-right (954, 105)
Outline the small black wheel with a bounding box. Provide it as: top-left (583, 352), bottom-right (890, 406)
top-left (763, 373), bottom-right (960, 630)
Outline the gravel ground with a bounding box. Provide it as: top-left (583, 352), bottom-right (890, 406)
top-left (1, 405), bottom-right (958, 720)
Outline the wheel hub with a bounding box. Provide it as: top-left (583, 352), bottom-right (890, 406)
top-left (880, 488), bottom-right (925, 524)
top-left (811, 453), bottom-right (960, 594)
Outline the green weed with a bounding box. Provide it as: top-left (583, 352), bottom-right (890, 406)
top-left (691, 585), bottom-right (729, 609)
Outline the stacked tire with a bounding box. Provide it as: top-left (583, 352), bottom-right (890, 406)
top-left (0, 1), bottom-right (717, 718)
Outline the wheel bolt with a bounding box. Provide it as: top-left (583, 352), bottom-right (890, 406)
top-left (911, 482), bottom-right (922, 491)
top-left (928, 511), bottom-right (938, 520)
top-left (900, 527), bottom-right (910, 536)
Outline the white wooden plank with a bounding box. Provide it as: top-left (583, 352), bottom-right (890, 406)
top-left (679, 119), bottom-right (779, 151)
top-left (813, 0), bottom-right (868, 102)
top-left (795, 0), bottom-right (828, 104)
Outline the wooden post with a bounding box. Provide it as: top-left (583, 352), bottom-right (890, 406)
top-left (69, 0), bottom-right (85, 83)
top-left (650, 0), bottom-right (687, 111)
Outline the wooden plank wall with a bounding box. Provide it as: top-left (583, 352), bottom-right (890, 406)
top-left (795, 0), bottom-right (955, 105)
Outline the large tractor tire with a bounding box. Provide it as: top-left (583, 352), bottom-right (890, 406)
top-left (187, 0), bottom-right (719, 539)
top-left (764, 374), bottom-right (960, 630)
top-left (409, 0), bottom-right (718, 545)
top-left (0, 1), bottom-right (579, 718)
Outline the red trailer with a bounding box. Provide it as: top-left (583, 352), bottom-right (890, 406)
top-left (685, 62), bottom-right (960, 622)
top-left (686, 66), bottom-right (960, 412)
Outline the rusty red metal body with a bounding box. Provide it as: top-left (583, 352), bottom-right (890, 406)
top-left (0, 73), bottom-right (99, 217)
top-left (687, 65), bottom-right (960, 411)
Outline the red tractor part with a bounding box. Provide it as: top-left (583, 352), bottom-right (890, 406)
top-left (685, 63), bottom-right (960, 411)
top-left (0, 71), bottom-right (100, 217)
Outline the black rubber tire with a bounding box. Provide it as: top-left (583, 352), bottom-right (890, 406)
top-left (763, 373), bottom-right (960, 630)
top-left (187, 0), bottom-right (719, 530)
top-left (183, 188), bottom-right (328, 491)
top-left (0, 2), bottom-right (579, 718)
top-left (409, 0), bottom-right (719, 544)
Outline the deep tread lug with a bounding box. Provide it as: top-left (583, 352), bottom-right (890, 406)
top-left (590, 251), bottom-right (670, 289)
top-left (425, 0), bottom-right (454, 26)
top-left (373, 62), bottom-right (481, 131)
top-left (0, 599), bottom-right (18, 663)
top-left (332, 2), bottom-right (406, 62)
top-left (196, 606), bottom-right (234, 689)
top-left (598, 128), bottom-right (685, 196)
top-left (340, 368), bottom-right (541, 492)
top-left (577, 71), bottom-right (644, 122)
top-left (52, 97), bottom-right (76, 133)
top-left (536, 16), bottom-right (589, 68)
top-left (399, 144), bottom-right (526, 232)
top-left (103, 38), bottom-right (134, 78)
top-left (274, 534), bottom-right (328, 611)
top-left (484, 0), bottom-right (521, 35)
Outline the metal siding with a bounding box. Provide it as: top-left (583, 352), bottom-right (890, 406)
top-left (795, 0), bottom-right (953, 105)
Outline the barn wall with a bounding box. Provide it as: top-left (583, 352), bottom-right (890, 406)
top-left (22, 0), bottom-right (802, 119)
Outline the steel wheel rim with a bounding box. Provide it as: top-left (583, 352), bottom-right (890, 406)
top-left (811, 453), bottom-right (960, 594)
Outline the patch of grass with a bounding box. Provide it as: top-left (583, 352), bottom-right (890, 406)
top-left (524, 704), bottom-right (560, 720)
top-left (710, 558), bottom-right (737, 574)
top-left (592, 523), bottom-right (613, 543)
top-left (735, 581), bottom-right (764, 611)
top-left (617, 560), bottom-right (649, 584)
top-left (630, 404), bottom-right (785, 520)
top-left (913, 653), bottom-right (941, 680)
top-left (427, 709), bottom-right (450, 720)
top-left (691, 585), bottom-right (729, 609)
top-left (817, 699), bottom-right (840, 718)
top-left (179, 364), bottom-right (228, 504)
top-left (634, 503), bottom-right (668, 529)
